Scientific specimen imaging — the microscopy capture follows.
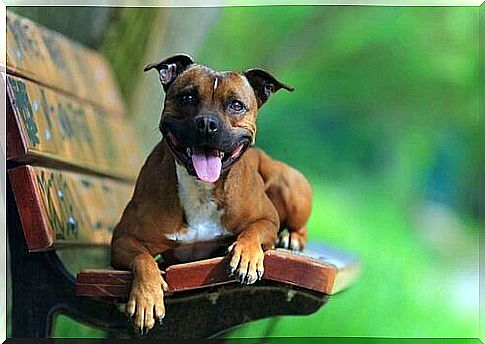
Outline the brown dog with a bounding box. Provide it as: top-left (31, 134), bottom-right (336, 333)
top-left (111, 54), bottom-right (312, 332)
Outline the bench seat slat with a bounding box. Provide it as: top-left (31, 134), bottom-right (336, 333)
top-left (9, 165), bottom-right (134, 251)
top-left (6, 11), bottom-right (124, 114)
top-left (76, 246), bottom-right (361, 298)
top-left (6, 74), bottom-right (142, 181)
top-left (76, 284), bottom-right (130, 299)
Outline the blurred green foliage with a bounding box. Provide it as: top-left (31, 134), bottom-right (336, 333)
top-left (199, 6), bottom-right (479, 219)
top-left (197, 6), bottom-right (479, 338)
top-left (100, 8), bottom-right (161, 102)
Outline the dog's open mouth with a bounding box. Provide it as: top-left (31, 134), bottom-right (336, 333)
top-left (166, 132), bottom-right (249, 183)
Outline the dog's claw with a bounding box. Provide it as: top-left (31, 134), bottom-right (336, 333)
top-left (279, 232), bottom-right (290, 249)
top-left (228, 240), bottom-right (265, 286)
top-left (239, 272), bottom-right (247, 283)
top-left (237, 272), bottom-right (245, 283)
top-left (244, 274), bottom-right (252, 284)
top-left (158, 317), bottom-right (164, 325)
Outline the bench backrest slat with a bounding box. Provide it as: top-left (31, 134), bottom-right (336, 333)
top-left (7, 10), bottom-right (140, 251)
top-left (6, 74), bottom-right (142, 181)
top-left (6, 11), bottom-right (125, 115)
top-left (9, 165), bottom-right (133, 251)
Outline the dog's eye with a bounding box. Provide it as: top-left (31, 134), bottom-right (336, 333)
top-left (227, 100), bottom-right (246, 114)
top-left (177, 93), bottom-right (198, 106)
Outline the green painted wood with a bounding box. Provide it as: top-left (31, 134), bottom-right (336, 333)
top-left (6, 10), bottom-right (124, 114)
top-left (7, 75), bottom-right (143, 181)
top-left (9, 165), bottom-right (134, 250)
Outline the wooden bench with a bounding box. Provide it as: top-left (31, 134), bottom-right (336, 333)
top-left (5, 11), bottom-right (360, 339)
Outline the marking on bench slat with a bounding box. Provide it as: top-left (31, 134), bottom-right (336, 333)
top-left (8, 76), bottom-right (40, 146)
top-left (10, 166), bottom-right (135, 249)
top-left (7, 75), bottom-right (143, 180)
top-left (37, 168), bottom-right (129, 243)
top-left (6, 11), bottom-right (125, 115)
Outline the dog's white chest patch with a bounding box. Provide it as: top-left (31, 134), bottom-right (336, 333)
top-left (166, 164), bottom-right (232, 243)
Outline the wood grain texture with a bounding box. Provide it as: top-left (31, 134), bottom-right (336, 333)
top-left (8, 165), bottom-right (53, 251)
top-left (76, 246), bottom-right (361, 297)
top-left (6, 74), bottom-right (143, 180)
top-left (8, 165), bottom-right (134, 251)
top-left (6, 10), bottom-right (124, 114)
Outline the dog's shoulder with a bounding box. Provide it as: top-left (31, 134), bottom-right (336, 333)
top-left (220, 152), bottom-right (280, 231)
top-left (130, 140), bottom-right (179, 207)
top-left (223, 150), bottom-right (276, 203)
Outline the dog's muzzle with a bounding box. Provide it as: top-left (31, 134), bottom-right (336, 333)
top-left (160, 115), bottom-right (252, 183)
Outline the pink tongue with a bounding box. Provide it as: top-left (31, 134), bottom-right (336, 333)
top-left (191, 148), bottom-right (222, 183)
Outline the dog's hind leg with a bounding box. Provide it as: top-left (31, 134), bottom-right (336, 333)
top-left (276, 226), bottom-right (308, 251)
top-left (249, 148), bottom-right (312, 251)
top-left (270, 172), bottom-right (311, 251)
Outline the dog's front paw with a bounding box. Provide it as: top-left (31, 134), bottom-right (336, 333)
top-left (228, 240), bottom-right (264, 285)
top-left (126, 277), bottom-right (168, 335)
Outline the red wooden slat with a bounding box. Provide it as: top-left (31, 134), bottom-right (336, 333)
top-left (264, 250), bottom-right (336, 294)
top-left (76, 249), bottom-right (343, 299)
top-left (76, 284), bottom-right (131, 299)
top-left (8, 165), bottom-right (134, 251)
top-left (165, 256), bottom-right (234, 292)
top-left (76, 269), bottom-right (133, 284)
top-left (9, 166), bottom-right (53, 251)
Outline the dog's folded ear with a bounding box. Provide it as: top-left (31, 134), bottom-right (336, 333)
top-left (244, 69), bottom-right (294, 108)
top-left (144, 54), bottom-right (195, 91)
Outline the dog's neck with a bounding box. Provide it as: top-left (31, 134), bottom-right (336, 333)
top-left (171, 162), bottom-right (231, 243)
top-left (175, 162), bottom-right (217, 199)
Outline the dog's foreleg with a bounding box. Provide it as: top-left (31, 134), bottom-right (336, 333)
top-left (227, 218), bottom-right (278, 285)
top-left (111, 235), bottom-right (168, 334)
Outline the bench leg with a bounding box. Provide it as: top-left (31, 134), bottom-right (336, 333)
top-left (8, 202), bottom-right (55, 336)
top-left (10, 288), bottom-right (56, 337)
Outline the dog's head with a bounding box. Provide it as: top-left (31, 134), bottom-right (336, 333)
top-left (145, 53), bottom-right (293, 183)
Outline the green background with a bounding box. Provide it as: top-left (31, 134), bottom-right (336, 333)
top-left (8, 4), bottom-right (481, 340)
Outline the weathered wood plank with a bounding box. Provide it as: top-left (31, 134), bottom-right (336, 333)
top-left (76, 245), bottom-right (361, 297)
top-left (6, 74), bottom-right (143, 180)
top-left (6, 10), bottom-right (124, 114)
top-left (8, 165), bottom-right (134, 251)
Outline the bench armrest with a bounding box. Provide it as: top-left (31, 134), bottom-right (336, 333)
top-left (76, 243), bottom-right (361, 298)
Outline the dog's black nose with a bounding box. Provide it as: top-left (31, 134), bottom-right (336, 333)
top-left (195, 115), bottom-right (220, 136)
